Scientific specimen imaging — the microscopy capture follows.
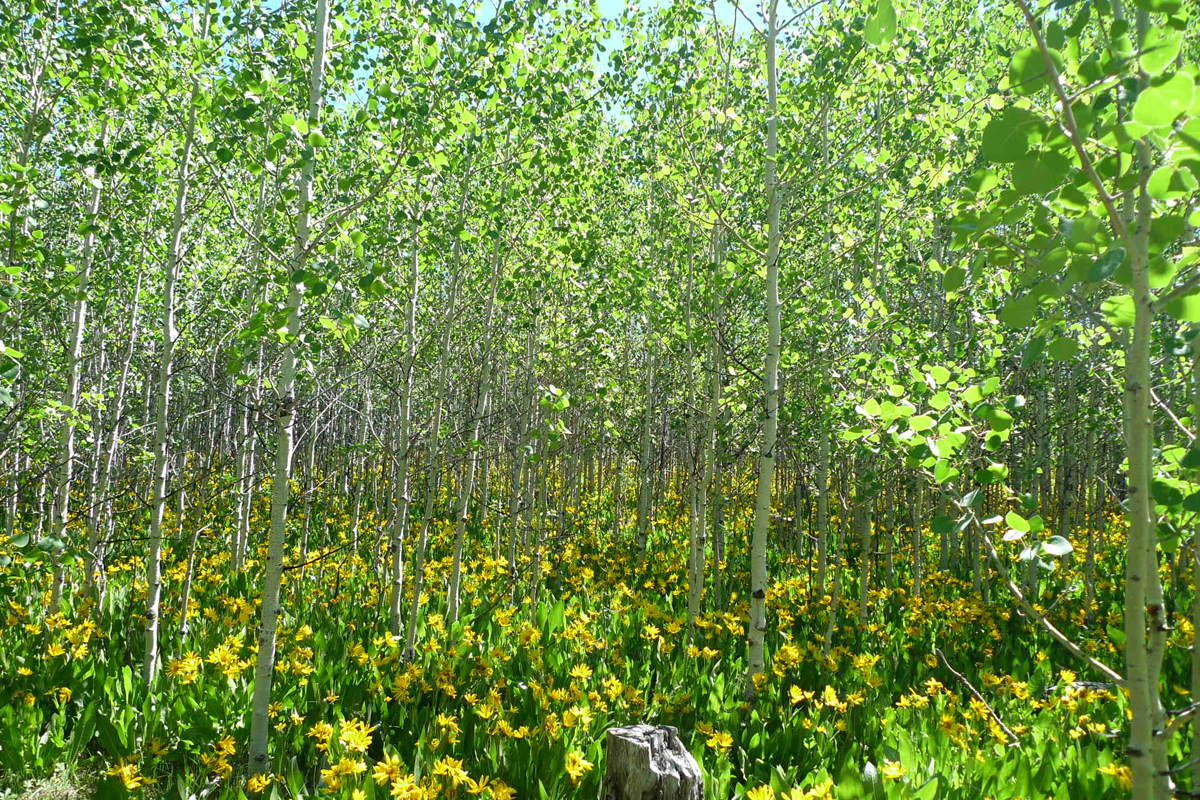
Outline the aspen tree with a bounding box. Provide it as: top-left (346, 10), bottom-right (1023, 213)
top-left (143, 3), bottom-right (209, 682)
top-left (388, 215), bottom-right (420, 637)
top-left (48, 114), bottom-right (109, 614)
top-left (86, 265), bottom-right (143, 600)
top-left (448, 236), bottom-right (504, 623)
top-left (634, 348), bottom-right (655, 565)
top-left (405, 177), bottom-right (469, 660)
top-left (248, 0), bottom-right (329, 771)
top-left (746, 0), bottom-right (782, 699)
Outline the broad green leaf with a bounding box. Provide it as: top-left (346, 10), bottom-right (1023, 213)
top-left (944, 266), bottom-right (966, 292)
top-left (1108, 624), bottom-right (1126, 647)
top-left (931, 515), bottom-right (955, 534)
top-left (1008, 47), bottom-right (1064, 95)
top-left (909, 415), bottom-right (934, 432)
top-left (1133, 0), bottom-right (1181, 12)
top-left (982, 107), bottom-right (1042, 163)
top-left (864, 0), bottom-right (898, 47)
top-left (1167, 291), bottom-right (1200, 321)
top-left (1041, 536), bottom-right (1074, 556)
top-left (933, 460), bottom-right (959, 484)
top-left (1047, 337), bottom-right (1078, 360)
top-left (1132, 72), bottom-right (1194, 128)
top-left (1006, 511), bottom-right (1030, 532)
top-left (1141, 27), bottom-right (1182, 75)
top-left (1101, 294), bottom-right (1135, 328)
top-left (987, 407), bottom-right (1013, 432)
top-left (1022, 335), bottom-right (1046, 367)
top-left (1000, 293), bottom-right (1039, 328)
top-left (1087, 248), bottom-right (1126, 283)
top-left (1152, 478), bottom-right (1184, 506)
top-left (1012, 151), bottom-right (1070, 195)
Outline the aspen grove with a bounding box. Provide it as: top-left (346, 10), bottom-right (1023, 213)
top-left (2, 0), bottom-right (1200, 798)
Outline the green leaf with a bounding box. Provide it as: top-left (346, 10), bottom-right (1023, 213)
top-left (1008, 47), bottom-right (1064, 95)
top-left (1000, 293), bottom-right (1039, 328)
top-left (1012, 151), bottom-right (1071, 195)
top-left (933, 460), bottom-right (959, 484)
top-left (1041, 536), bottom-right (1074, 557)
top-left (987, 407), bottom-right (1013, 432)
top-left (1166, 290), bottom-right (1200, 322)
top-left (909, 415), bottom-right (934, 432)
top-left (1107, 624), bottom-right (1126, 647)
top-left (932, 514), bottom-right (956, 535)
top-left (1152, 478), bottom-right (1184, 506)
top-left (1047, 337), bottom-right (1078, 360)
top-left (1022, 335), bottom-right (1046, 368)
top-left (1141, 27), bottom-right (1182, 75)
top-left (1133, 0), bottom-right (1181, 13)
top-left (863, 0), bottom-right (898, 47)
top-left (1101, 294), bottom-right (1135, 328)
top-left (1088, 248), bottom-right (1126, 283)
top-left (944, 266), bottom-right (966, 292)
top-left (1132, 72), bottom-right (1195, 128)
top-left (1006, 511), bottom-right (1030, 533)
top-left (982, 107), bottom-right (1042, 163)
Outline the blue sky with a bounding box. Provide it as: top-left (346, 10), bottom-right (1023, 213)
top-left (474, 0), bottom-right (756, 80)
top-left (476, 0), bottom-right (749, 34)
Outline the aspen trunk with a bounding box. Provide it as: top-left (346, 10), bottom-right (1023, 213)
top-left (448, 239), bottom-right (503, 623)
top-left (143, 18), bottom-right (206, 679)
top-left (404, 185), bottom-right (467, 659)
top-left (48, 114), bottom-right (110, 614)
top-left (1125, 13), bottom-right (1168, 795)
top-left (856, 478), bottom-right (871, 627)
top-left (86, 265), bottom-right (143, 600)
top-left (248, 0), bottom-right (328, 772)
top-left (635, 349), bottom-right (655, 565)
top-left (746, 0), bottom-right (782, 698)
top-left (388, 220), bottom-right (420, 637)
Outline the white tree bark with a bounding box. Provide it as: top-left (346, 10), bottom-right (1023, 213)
top-left (388, 216), bottom-right (420, 637)
top-left (635, 349), bottom-right (655, 565)
top-left (248, 0), bottom-right (329, 771)
top-left (447, 237), bottom-right (503, 622)
top-left (143, 11), bottom-right (206, 679)
top-left (404, 180), bottom-right (469, 659)
top-left (746, 0), bottom-right (782, 698)
top-left (86, 264), bottom-right (143, 600)
top-left (815, 433), bottom-right (830, 595)
top-left (48, 113), bottom-right (110, 614)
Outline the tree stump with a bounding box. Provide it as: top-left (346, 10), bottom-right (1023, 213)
top-left (603, 724), bottom-right (703, 800)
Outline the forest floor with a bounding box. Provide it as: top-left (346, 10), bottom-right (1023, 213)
top-left (0, 481), bottom-right (1153, 799)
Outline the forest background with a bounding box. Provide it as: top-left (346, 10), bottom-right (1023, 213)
top-left (1, 0), bottom-right (1199, 798)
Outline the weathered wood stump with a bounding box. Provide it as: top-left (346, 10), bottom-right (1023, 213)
top-left (603, 724), bottom-right (703, 800)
